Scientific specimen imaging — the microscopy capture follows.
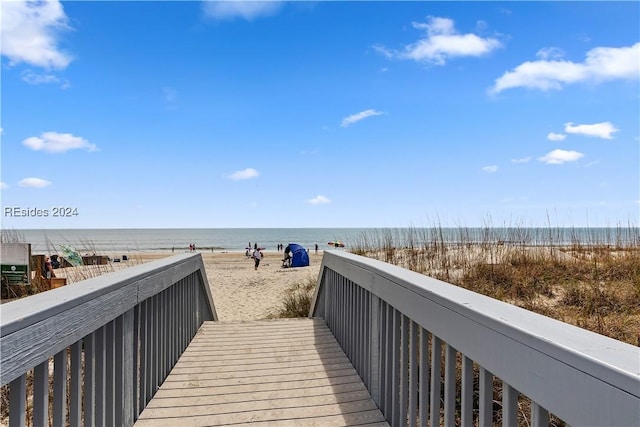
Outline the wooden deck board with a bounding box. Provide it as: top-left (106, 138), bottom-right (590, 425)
top-left (135, 318), bottom-right (389, 426)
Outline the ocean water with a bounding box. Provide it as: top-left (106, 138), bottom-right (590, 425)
top-left (4, 228), bottom-right (367, 255)
top-left (3, 227), bottom-right (638, 256)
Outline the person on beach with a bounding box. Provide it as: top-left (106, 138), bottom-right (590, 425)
top-left (44, 257), bottom-right (55, 279)
top-left (282, 245), bottom-right (292, 268)
top-left (253, 248), bottom-right (263, 270)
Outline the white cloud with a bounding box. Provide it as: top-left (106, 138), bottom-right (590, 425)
top-left (21, 70), bottom-right (70, 89)
top-left (21, 70), bottom-right (57, 84)
top-left (511, 157), bottom-right (531, 164)
top-left (374, 16), bottom-right (502, 65)
top-left (202, 1), bottom-right (283, 21)
top-left (482, 165), bottom-right (498, 173)
top-left (536, 47), bottom-right (565, 60)
top-left (0, 182), bottom-right (8, 190)
top-left (307, 195), bottom-right (331, 205)
top-left (547, 132), bottom-right (566, 141)
top-left (23, 132), bottom-right (97, 153)
top-left (538, 149), bottom-right (584, 164)
top-left (341, 109), bottom-right (383, 127)
top-left (564, 121), bottom-right (619, 139)
top-left (18, 177), bottom-right (52, 188)
top-left (1, 0), bottom-right (73, 69)
top-left (490, 42), bottom-right (640, 94)
top-left (226, 168), bottom-right (259, 180)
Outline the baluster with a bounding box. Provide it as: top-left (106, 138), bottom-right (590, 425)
top-left (133, 303), bottom-right (140, 419)
top-left (33, 360), bottom-right (49, 427)
top-left (418, 328), bottom-right (429, 427)
top-left (53, 349), bottom-right (68, 427)
top-left (399, 315), bottom-right (409, 427)
top-left (9, 374), bottom-right (26, 427)
top-left (95, 326), bottom-right (106, 427)
top-left (105, 321), bottom-right (115, 426)
top-left (408, 321), bottom-right (418, 427)
top-left (479, 368), bottom-right (494, 427)
top-left (502, 383), bottom-right (519, 427)
top-left (461, 356), bottom-right (473, 426)
top-left (430, 336), bottom-right (442, 427)
top-left (369, 293), bottom-right (381, 406)
top-left (70, 341), bottom-right (82, 426)
top-left (392, 309), bottom-right (401, 427)
top-left (379, 301), bottom-right (387, 414)
top-left (115, 315), bottom-right (124, 426)
top-left (383, 304), bottom-right (392, 418)
top-left (531, 402), bottom-right (550, 427)
top-left (444, 344), bottom-right (456, 427)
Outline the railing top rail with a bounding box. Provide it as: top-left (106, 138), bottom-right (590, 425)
top-left (1, 253), bottom-right (216, 385)
top-left (312, 250), bottom-right (640, 397)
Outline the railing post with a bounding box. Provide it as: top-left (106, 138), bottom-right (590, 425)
top-left (369, 294), bottom-right (381, 407)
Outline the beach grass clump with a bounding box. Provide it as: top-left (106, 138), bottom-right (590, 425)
top-left (350, 223), bottom-right (640, 346)
top-left (275, 276), bottom-right (317, 318)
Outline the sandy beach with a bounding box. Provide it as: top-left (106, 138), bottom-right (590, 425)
top-left (198, 250), bottom-right (323, 320)
top-left (54, 250), bottom-right (325, 321)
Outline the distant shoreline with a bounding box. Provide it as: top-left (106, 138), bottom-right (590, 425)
top-left (3, 226), bottom-right (637, 256)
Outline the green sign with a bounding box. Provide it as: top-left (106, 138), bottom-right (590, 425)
top-left (1, 264), bottom-right (29, 285)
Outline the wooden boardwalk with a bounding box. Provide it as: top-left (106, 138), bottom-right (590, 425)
top-left (135, 318), bottom-right (389, 426)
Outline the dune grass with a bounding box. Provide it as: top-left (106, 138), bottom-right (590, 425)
top-left (347, 224), bottom-right (639, 345)
top-left (276, 223), bottom-right (639, 344)
top-left (274, 276), bottom-right (318, 318)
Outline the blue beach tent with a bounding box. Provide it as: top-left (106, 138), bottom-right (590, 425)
top-left (288, 243), bottom-right (310, 267)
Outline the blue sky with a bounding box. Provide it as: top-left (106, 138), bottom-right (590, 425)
top-left (1, 1), bottom-right (638, 229)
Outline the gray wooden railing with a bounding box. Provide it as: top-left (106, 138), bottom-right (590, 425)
top-left (311, 250), bottom-right (640, 427)
top-left (1, 253), bottom-right (216, 427)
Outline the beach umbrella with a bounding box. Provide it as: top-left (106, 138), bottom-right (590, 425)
top-left (327, 241), bottom-right (345, 248)
top-left (60, 244), bottom-right (83, 267)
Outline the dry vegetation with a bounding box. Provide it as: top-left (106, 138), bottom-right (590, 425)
top-left (273, 276), bottom-right (318, 318)
top-left (276, 224), bottom-right (639, 345)
top-left (347, 225), bottom-right (640, 346)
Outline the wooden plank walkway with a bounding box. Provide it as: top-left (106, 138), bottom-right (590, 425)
top-left (135, 318), bottom-right (389, 426)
